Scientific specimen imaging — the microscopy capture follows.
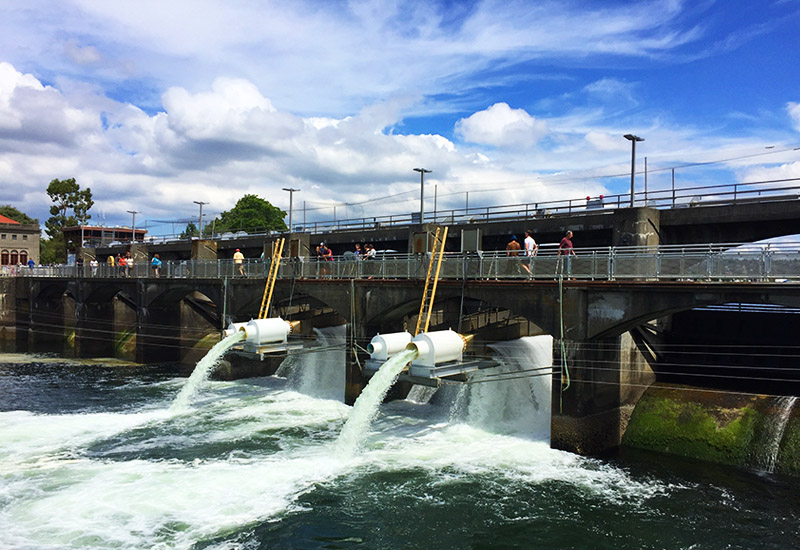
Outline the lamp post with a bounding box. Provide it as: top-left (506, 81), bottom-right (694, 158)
top-left (413, 167), bottom-right (431, 224)
top-left (624, 134), bottom-right (644, 207)
top-left (126, 210), bottom-right (138, 243)
top-left (193, 201), bottom-right (208, 237)
top-left (282, 188), bottom-right (300, 232)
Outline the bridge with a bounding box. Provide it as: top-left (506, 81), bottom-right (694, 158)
top-left (4, 239), bottom-right (800, 456)
top-left (39, 179), bottom-right (800, 268)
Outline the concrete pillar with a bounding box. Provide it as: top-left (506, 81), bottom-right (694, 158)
top-left (114, 295), bottom-right (139, 361)
top-left (551, 333), bottom-right (654, 455)
top-left (180, 297), bottom-right (219, 365)
top-left (612, 207), bottom-right (660, 247)
top-left (191, 240), bottom-right (218, 260)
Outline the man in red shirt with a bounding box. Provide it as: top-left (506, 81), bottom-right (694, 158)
top-left (558, 230), bottom-right (575, 278)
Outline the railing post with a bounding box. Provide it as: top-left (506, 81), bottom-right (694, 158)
top-left (655, 248), bottom-right (661, 280)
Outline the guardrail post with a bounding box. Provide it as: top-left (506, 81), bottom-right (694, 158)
top-left (655, 249), bottom-right (661, 280)
top-left (609, 247), bottom-right (615, 280)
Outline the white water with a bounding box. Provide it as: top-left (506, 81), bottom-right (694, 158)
top-left (335, 348), bottom-right (418, 457)
top-left (450, 336), bottom-right (553, 441)
top-left (276, 325), bottom-right (345, 401)
top-left (0, 349), bottom-right (679, 549)
top-left (170, 331), bottom-right (245, 413)
top-left (759, 395), bottom-right (798, 473)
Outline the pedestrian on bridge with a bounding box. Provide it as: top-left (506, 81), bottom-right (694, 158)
top-left (506, 234), bottom-right (523, 276)
top-left (151, 254), bottom-right (162, 278)
top-left (233, 248), bottom-right (245, 277)
top-left (558, 230), bottom-right (576, 278)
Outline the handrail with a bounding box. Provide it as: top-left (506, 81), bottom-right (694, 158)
top-left (8, 240), bottom-right (800, 282)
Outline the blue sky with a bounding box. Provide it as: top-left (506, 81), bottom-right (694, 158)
top-left (0, 0), bottom-right (799, 234)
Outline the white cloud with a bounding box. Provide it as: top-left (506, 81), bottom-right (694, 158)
top-left (63, 39), bottom-right (101, 65)
top-left (788, 102), bottom-right (800, 132)
top-left (455, 103), bottom-right (549, 148)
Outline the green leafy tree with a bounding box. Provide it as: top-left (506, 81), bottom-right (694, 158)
top-left (0, 205), bottom-right (37, 224)
top-left (43, 178), bottom-right (94, 262)
top-left (180, 222), bottom-right (199, 239)
top-left (211, 194), bottom-right (287, 234)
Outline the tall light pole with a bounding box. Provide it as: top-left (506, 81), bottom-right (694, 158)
top-left (624, 134), bottom-right (644, 207)
top-left (126, 210), bottom-right (139, 243)
top-left (282, 188), bottom-right (300, 232)
top-left (413, 167), bottom-right (431, 224)
top-left (193, 201), bottom-right (208, 237)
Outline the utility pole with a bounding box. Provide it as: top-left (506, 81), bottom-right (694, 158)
top-left (282, 188), bottom-right (300, 232)
top-left (624, 134), bottom-right (644, 207)
top-left (193, 201), bottom-right (208, 237)
top-left (126, 210), bottom-right (138, 243)
top-left (413, 167), bottom-right (432, 224)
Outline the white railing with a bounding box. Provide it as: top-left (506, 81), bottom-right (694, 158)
top-left (9, 242), bottom-right (800, 282)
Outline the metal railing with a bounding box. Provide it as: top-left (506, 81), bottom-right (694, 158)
top-left (8, 242), bottom-right (800, 282)
top-left (95, 177), bottom-right (800, 244)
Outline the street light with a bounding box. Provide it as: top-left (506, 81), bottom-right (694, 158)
top-left (193, 201), bottom-right (208, 237)
top-left (282, 188), bottom-right (300, 232)
top-left (413, 168), bottom-right (431, 224)
top-left (624, 134), bottom-right (644, 207)
top-left (126, 210), bottom-right (138, 243)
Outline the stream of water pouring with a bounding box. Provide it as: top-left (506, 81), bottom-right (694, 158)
top-left (169, 331), bottom-right (245, 413)
top-left (335, 348), bottom-right (418, 457)
top-left (760, 395), bottom-right (797, 473)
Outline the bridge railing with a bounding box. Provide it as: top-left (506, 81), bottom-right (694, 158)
top-left (10, 241), bottom-right (800, 282)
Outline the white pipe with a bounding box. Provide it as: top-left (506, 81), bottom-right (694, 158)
top-left (406, 329), bottom-right (467, 367)
top-left (367, 331), bottom-right (412, 361)
top-left (239, 318), bottom-right (292, 345)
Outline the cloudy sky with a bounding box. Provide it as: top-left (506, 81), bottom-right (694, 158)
top-left (1, 0), bottom-right (799, 234)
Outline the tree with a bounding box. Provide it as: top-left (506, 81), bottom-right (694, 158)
top-left (0, 205), bottom-right (37, 224)
top-left (180, 222), bottom-right (199, 239)
top-left (211, 194), bottom-right (287, 234)
top-left (43, 178), bottom-right (94, 262)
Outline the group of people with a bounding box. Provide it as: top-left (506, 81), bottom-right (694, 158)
top-left (506, 229), bottom-right (576, 277)
top-left (106, 251), bottom-right (135, 277)
top-left (317, 242), bottom-right (378, 261)
top-left (99, 252), bottom-right (162, 277)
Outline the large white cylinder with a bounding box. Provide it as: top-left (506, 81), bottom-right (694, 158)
top-left (223, 321), bottom-right (249, 338)
top-left (368, 331), bottom-right (412, 361)
top-left (408, 330), bottom-right (466, 367)
top-left (241, 318), bottom-right (291, 345)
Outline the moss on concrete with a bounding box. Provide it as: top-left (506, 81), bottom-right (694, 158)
top-left (623, 385), bottom-right (759, 468)
top-left (777, 414), bottom-right (800, 475)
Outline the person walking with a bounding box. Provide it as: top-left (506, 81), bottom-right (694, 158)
top-left (151, 253), bottom-right (162, 278)
top-left (233, 248), bottom-right (245, 277)
top-left (125, 252), bottom-right (134, 277)
top-left (117, 253), bottom-right (126, 277)
top-left (523, 230), bottom-right (538, 276)
top-left (506, 234), bottom-right (522, 276)
top-left (558, 230), bottom-right (576, 278)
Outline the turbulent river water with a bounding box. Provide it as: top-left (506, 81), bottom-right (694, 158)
top-left (1, 347), bottom-right (799, 549)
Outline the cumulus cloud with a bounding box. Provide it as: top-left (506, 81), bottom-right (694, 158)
top-left (455, 103), bottom-right (548, 148)
top-left (0, 62), bottom-right (97, 145)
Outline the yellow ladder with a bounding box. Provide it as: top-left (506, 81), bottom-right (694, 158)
top-left (258, 238), bottom-right (285, 319)
top-left (414, 226), bottom-right (448, 336)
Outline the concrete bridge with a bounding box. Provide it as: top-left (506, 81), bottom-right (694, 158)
top-left (6, 266), bottom-right (800, 455)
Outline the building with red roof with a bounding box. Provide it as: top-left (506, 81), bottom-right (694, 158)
top-left (1, 213), bottom-right (40, 267)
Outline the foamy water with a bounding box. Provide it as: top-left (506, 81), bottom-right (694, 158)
top-left (3, 342), bottom-right (789, 549)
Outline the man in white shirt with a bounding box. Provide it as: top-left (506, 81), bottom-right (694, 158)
top-left (523, 230), bottom-right (538, 276)
top-left (524, 230), bottom-right (538, 256)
